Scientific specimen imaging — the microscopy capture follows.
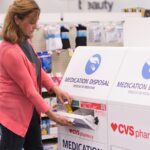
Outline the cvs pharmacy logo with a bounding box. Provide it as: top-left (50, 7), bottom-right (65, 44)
top-left (111, 122), bottom-right (134, 136)
top-left (69, 128), bottom-right (93, 139)
top-left (69, 129), bottom-right (80, 135)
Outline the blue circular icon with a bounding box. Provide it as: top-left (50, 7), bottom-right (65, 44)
top-left (142, 59), bottom-right (150, 79)
top-left (85, 54), bottom-right (101, 75)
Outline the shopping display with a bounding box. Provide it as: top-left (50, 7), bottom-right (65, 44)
top-left (58, 46), bottom-right (126, 150)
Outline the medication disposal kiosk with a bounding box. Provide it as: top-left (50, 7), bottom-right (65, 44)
top-left (58, 46), bottom-right (126, 150)
top-left (108, 48), bottom-right (150, 150)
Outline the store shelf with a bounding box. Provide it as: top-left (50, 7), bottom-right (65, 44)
top-left (41, 71), bottom-right (59, 147)
top-left (42, 134), bottom-right (57, 140)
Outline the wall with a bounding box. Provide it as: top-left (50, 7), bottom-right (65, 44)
top-left (0, 0), bottom-right (150, 13)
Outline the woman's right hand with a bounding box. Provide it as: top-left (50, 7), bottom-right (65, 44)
top-left (45, 109), bottom-right (72, 126)
top-left (53, 113), bottom-right (72, 126)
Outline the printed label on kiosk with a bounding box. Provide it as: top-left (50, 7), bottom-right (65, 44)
top-left (108, 48), bottom-right (150, 150)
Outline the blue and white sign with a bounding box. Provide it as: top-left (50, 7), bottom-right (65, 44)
top-left (60, 46), bottom-right (126, 101)
top-left (109, 48), bottom-right (150, 106)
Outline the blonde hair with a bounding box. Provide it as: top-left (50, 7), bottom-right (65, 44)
top-left (3, 0), bottom-right (40, 44)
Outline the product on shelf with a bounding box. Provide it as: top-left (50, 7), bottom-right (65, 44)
top-left (37, 51), bottom-right (52, 73)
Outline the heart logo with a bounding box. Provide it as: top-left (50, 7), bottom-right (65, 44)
top-left (111, 123), bottom-right (117, 132)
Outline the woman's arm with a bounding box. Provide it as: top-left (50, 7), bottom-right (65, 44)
top-left (45, 108), bottom-right (72, 126)
top-left (41, 69), bottom-right (72, 105)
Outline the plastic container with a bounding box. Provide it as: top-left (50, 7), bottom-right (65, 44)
top-left (64, 101), bottom-right (73, 113)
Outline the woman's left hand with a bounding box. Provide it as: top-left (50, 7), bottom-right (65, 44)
top-left (51, 85), bottom-right (72, 105)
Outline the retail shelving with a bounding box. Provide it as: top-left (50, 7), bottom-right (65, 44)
top-left (41, 87), bottom-right (58, 146)
top-left (42, 134), bottom-right (57, 140)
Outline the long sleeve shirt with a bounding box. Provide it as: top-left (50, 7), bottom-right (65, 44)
top-left (0, 40), bottom-right (55, 137)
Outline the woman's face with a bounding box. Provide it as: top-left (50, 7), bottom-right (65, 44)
top-left (16, 12), bottom-right (39, 39)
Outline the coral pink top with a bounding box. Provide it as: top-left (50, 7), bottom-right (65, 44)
top-left (0, 40), bottom-right (55, 137)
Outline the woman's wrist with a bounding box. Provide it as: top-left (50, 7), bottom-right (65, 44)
top-left (45, 109), bottom-right (58, 122)
top-left (51, 84), bottom-right (59, 93)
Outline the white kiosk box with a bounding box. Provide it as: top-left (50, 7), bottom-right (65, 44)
top-left (57, 46), bottom-right (126, 150)
top-left (108, 48), bottom-right (150, 150)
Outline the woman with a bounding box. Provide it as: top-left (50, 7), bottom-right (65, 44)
top-left (0, 0), bottom-right (72, 150)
